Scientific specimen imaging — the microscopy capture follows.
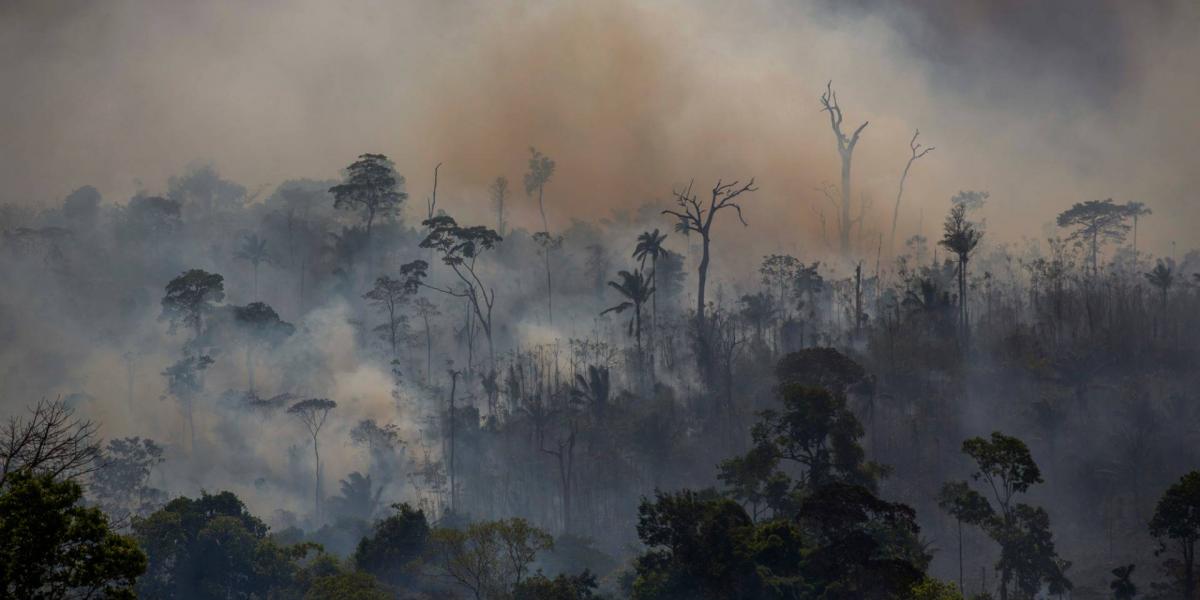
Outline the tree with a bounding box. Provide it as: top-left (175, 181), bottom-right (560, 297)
top-left (534, 231), bottom-right (564, 325)
top-left (413, 297), bottom-right (441, 384)
top-left (1110, 564), bottom-right (1136, 600)
top-left (161, 269), bottom-right (226, 343)
top-left (819, 81), bottom-right (870, 256)
top-left (491, 176), bottom-right (510, 236)
top-left (304, 570), bottom-right (391, 600)
top-left (429, 518), bottom-right (554, 600)
top-left (524, 147), bottom-right (556, 234)
top-left (0, 398), bottom-right (100, 489)
top-left (601, 269), bottom-right (655, 355)
top-left (1055, 199), bottom-right (1133, 275)
top-left (233, 301), bottom-right (295, 392)
top-left (663, 178), bottom-right (757, 328)
top-left (288, 398), bottom-right (337, 521)
top-left (889, 129), bottom-right (934, 255)
top-left (513, 571), bottom-right (600, 600)
top-left (328, 153), bottom-right (407, 243)
top-left (634, 229), bottom-right (669, 341)
top-left (1149, 471), bottom-right (1200, 600)
top-left (133, 491), bottom-right (319, 599)
top-left (91, 437), bottom-right (167, 526)
top-left (0, 471), bottom-right (146, 599)
top-left (938, 481), bottom-right (994, 596)
top-left (1145, 258), bottom-right (1175, 318)
top-left (363, 276), bottom-right (411, 358)
top-left (941, 432), bottom-right (1069, 600)
top-left (1126, 201), bottom-right (1152, 256)
top-left (354, 503), bottom-right (430, 588)
top-left (233, 233), bottom-right (272, 299)
top-left (402, 214), bottom-right (502, 369)
top-left (938, 204), bottom-right (983, 337)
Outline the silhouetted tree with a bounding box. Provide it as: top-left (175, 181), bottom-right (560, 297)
top-left (819, 81), bottom-right (869, 256)
top-left (1056, 199), bottom-right (1133, 275)
top-left (329, 153), bottom-right (407, 251)
top-left (601, 269), bottom-right (655, 355)
top-left (491, 176), bottom-right (510, 237)
top-left (0, 398), bottom-right (100, 489)
top-left (402, 214), bottom-right (502, 369)
top-left (0, 471), bottom-right (146, 598)
top-left (890, 129), bottom-right (934, 255)
top-left (634, 229), bottom-right (669, 340)
top-left (232, 301), bottom-right (294, 392)
top-left (363, 276), bottom-right (411, 358)
top-left (1149, 471), bottom-right (1200, 600)
top-left (288, 398), bottom-right (337, 521)
top-left (524, 147), bottom-right (556, 234)
top-left (938, 204), bottom-right (983, 337)
top-left (161, 269), bottom-right (225, 343)
top-left (233, 233), bottom-right (272, 299)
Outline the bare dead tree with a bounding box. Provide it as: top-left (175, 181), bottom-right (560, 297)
top-left (426, 162), bottom-right (442, 220)
top-left (889, 129), bottom-right (934, 255)
top-left (662, 178), bottom-right (758, 327)
top-left (819, 81), bottom-right (869, 257)
top-left (0, 398), bottom-right (101, 488)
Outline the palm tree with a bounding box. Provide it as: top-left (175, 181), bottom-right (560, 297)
top-left (234, 233), bottom-right (272, 299)
top-left (601, 269), bottom-right (655, 355)
top-left (1145, 258), bottom-right (1174, 334)
top-left (633, 229), bottom-right (668, 341)
top-left (938, 204), bottom-right (983, 337)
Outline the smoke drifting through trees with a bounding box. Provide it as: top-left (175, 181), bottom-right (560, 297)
top-left (2, 0), bottom-right (1200, 598)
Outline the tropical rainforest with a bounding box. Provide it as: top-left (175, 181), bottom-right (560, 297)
top-left (2, 1), bottom-right (1200, 599)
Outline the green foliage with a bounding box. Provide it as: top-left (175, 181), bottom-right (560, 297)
top-left (1149, 471), bottom-right (1200, 599)
top-left (513, 570), bottom-right (600, 600)
top-left (911, 578), bottom-right (964, 599)
top-left (328, 153), bottom-right (407, 230)
top-left (160, 269), bottom-right (225, 338)
top-left (944, 433), bottom-right (1069, 600)
top-left (429, 517), bottom-right (556, 599)
top-left (304, 570), bottom-right (392, 600)
top-left (354, 503), bottom-right (430, 587)
top-left (132, 490), bottom-right (319, 599)
top-left (0, 471), bottom-right (146, 599)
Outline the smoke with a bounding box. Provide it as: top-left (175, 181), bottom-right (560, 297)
top-left (1, 0), bottom-right (1198, 535)
top-left (2, 0), bottom-right (1196, 259)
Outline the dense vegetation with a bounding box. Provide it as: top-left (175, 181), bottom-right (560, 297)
top-left (3, 123), bottom-right (1200, 598)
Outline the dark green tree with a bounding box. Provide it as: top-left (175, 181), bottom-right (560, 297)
top-left (232, 301), bottom-right (294, 393)
top-left (601, 269), bottom-right (655, 355)
top-left (1149, 471), bottom-right (1200, 600)
top-left (0, 471), bottom-right (145, 599)
top-left (328, 153), bottom-right (407, 242)
top-left (353, 503), bottom-right (430, 588)
top-left (938, 203), bottom-right (983, 336)
top-left (161, 269), bottom-right (225, 342)
top-left (1055, 198), bottom-right (1133, 275)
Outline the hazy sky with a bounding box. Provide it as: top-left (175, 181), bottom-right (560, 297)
top-left (2, 0), bottom-right (1197, 257)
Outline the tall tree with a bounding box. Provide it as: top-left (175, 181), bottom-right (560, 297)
top-left (1126, 200), bottom-right (1152, 256)
top-left (0, 471), bottom-right (146, 599)
top-left (401, 215), bottom-right (502, 370)
top-left (533, 231), bottom-right (564, 325)
top-left (329, 153), bottom-right (407, 250)
top-left (412, 297), bottom-right (441, 385)
top-left (288, 398), bottom-right (337, 521)
top-left (938, 204), bottom-right (983, 337)
top-left (524, 147), bottom-right (556, 234)
top-left (233, 233), bottom-right (272, 300)
top-left (232, 301), bottom-right (294, 392)
top-left (1149, 471), bottom-right (1200, 600)
top-left (1055, 198), bottom-right (1133, 275)
top-left (363, 276), bottom-right (411, 358)
top-left (601, 269), bottom-right (655, 356)
top-left (662, 178), bottom-right (757, 327)
top-left (490, 176), bottom-right (510, 237)
top-left (940, 432), bottom-right (1070, 600)
top-left (1145, 258), bottom-right (1175, 318)
top-left (889, 129), bottom-right (934, 255)
top-left (633, 229), bottom-right (669, 342)
top-left (161, 269), bottom-right (225, 343)
top-left (819, 81), bottom-right (870, 256)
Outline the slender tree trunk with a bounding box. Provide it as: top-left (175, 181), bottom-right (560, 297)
top-left (424, 314), bottom-right (432, 385)
top-left (448, 372), bottom-right (458, 514)
top-left (543, 248), bottom-right (553, 325)
top-left (957, 518), bottom-right (964, 596)
top-left (840, 150), bottom-right (852, 256)
top-left (312, 437), bottom-right (321, 521)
